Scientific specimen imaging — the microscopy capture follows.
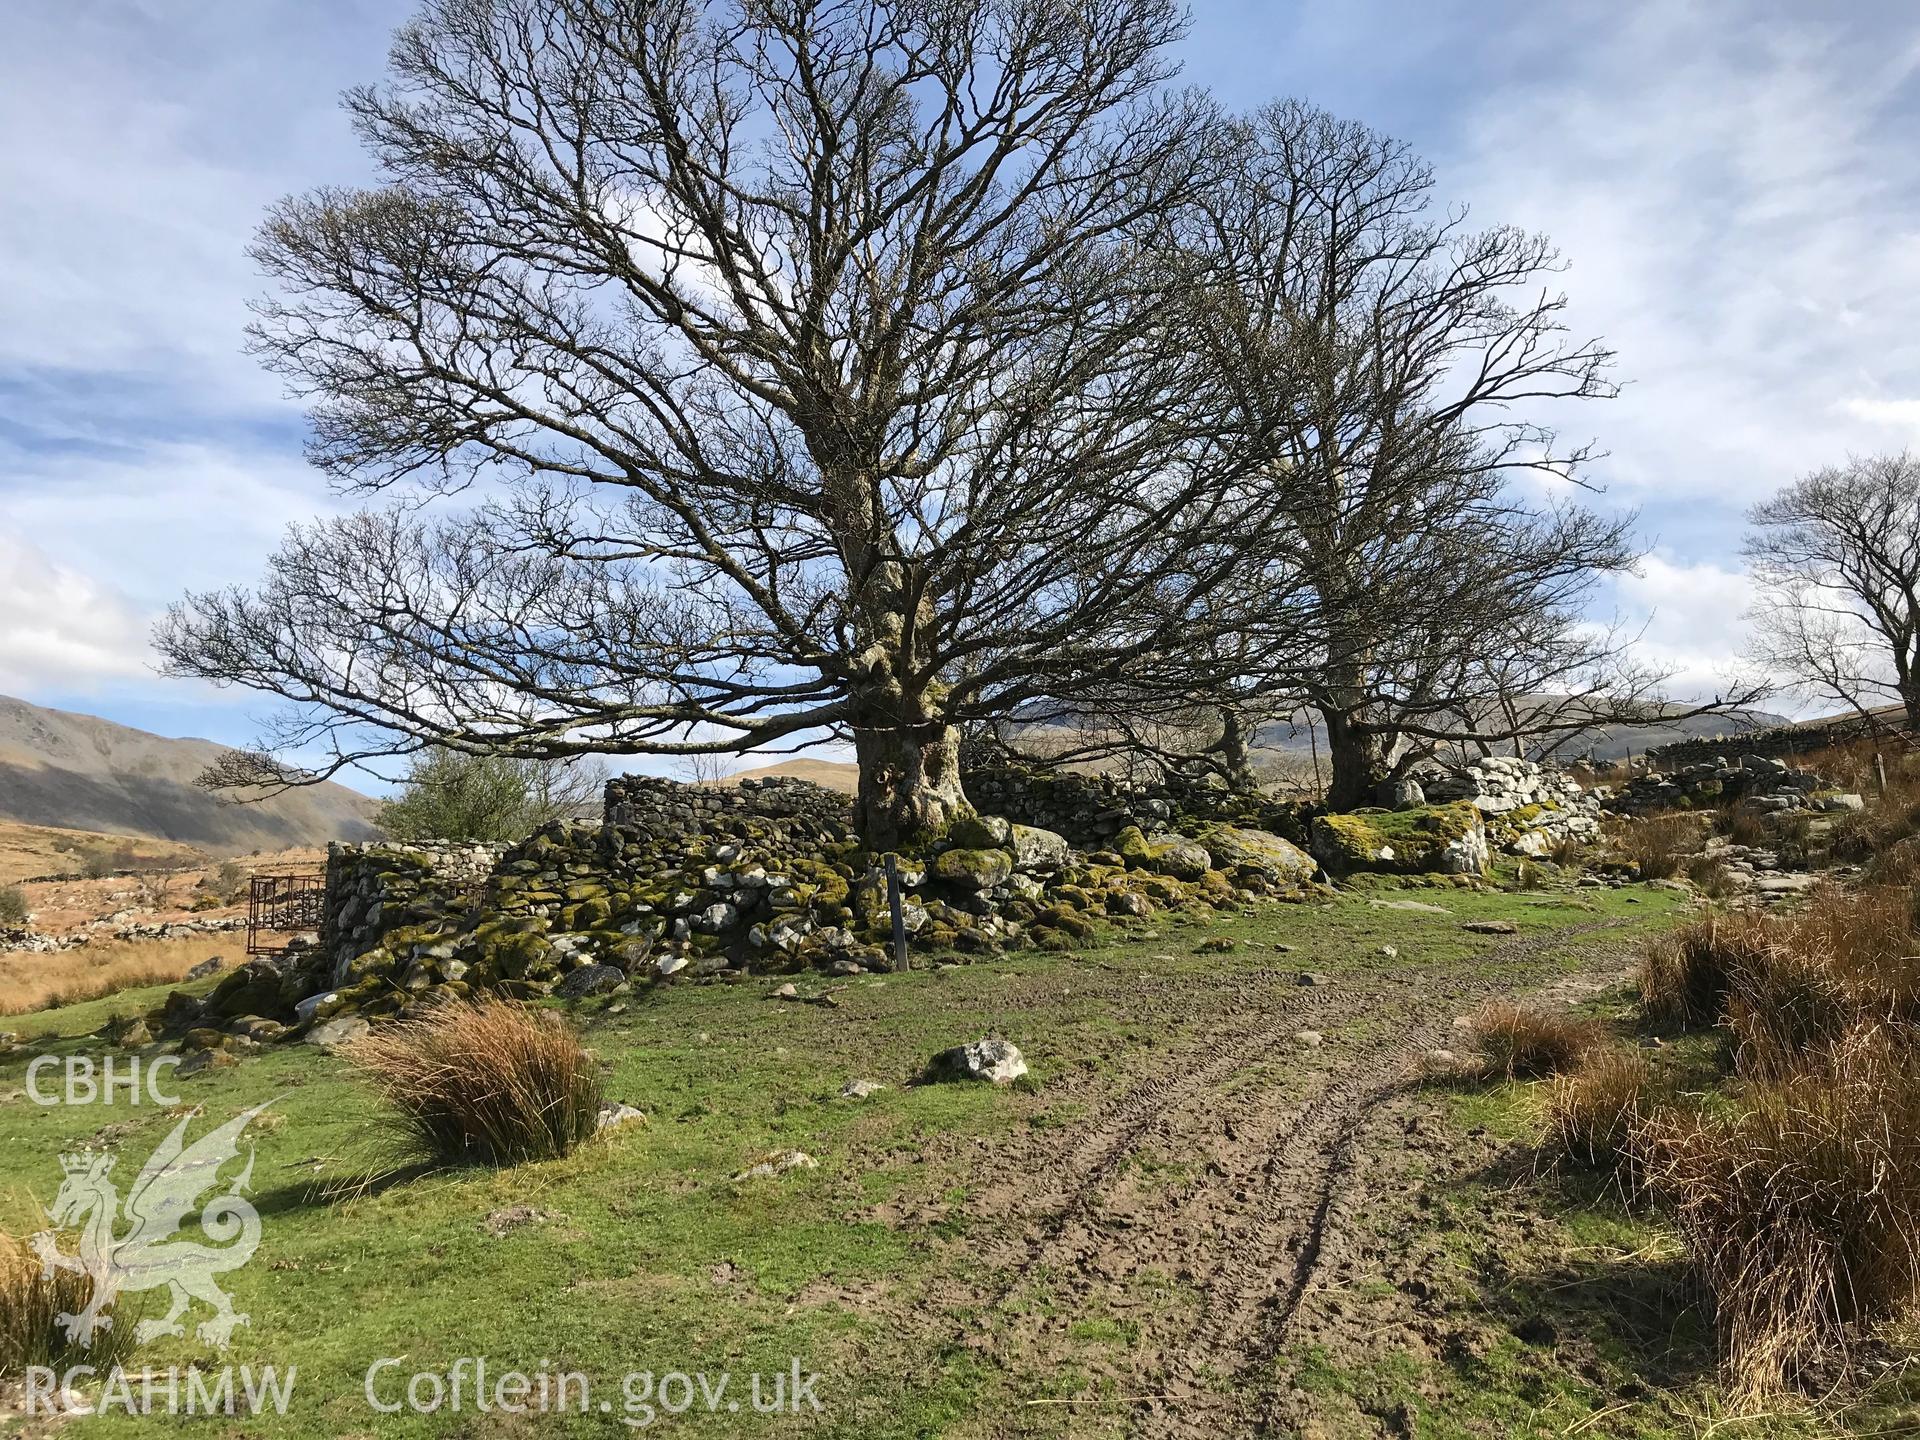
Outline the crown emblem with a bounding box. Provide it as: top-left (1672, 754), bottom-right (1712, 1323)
top-left (59, 1151), bottom-right (112, 1176)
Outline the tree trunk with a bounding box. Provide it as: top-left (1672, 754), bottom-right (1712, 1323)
top-left (1215, 707), bottom-right (1261, 793)
top-left (853, 719), bottom-right (970, 850)
top-left (1321, 707), bottom-right (1393, 811)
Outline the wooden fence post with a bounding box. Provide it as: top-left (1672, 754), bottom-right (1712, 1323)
top-left (884, 853), bottom-right (909, 972)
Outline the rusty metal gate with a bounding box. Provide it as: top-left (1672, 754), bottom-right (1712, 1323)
top-left (247, 872), bottom-right (326, 956)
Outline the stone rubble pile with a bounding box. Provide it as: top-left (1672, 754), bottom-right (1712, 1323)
top-left (1606, 753), bottom-right (1863, 817)
top-left (1306, 757), bottom-right (1603, 876)
top-left (0, 915), bottom-right (248, 956)
top-left (1417, 756), bottom-right (1605, 857)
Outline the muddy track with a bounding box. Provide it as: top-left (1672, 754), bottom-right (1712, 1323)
top-left (955, 919), bottom-right (1638, 1437)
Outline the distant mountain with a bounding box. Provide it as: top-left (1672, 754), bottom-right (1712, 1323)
top-left (0, 694), bottom-right (380, 851)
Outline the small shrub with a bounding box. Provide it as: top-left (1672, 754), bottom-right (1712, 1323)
top-left (0, 884), bottom-right (27, 926)
top-left (1, 1232), bottom-right (139, 1376)
top-left (347, 997), bottom-right (602, 1167)
top-left (197, 860), bottom-right (249, 905)
top-left (1472, 1000), bottom-right (1600, 1079)
top-left (131, 870), bottom-right (174, 910)
top-left (1637, 1031), bottom-right (1920, 1394)
top-left (1542, 1046), bottom-right (1651, 1179)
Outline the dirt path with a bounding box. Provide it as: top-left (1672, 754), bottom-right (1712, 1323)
top-left (948, 920), bottom-right (1639, 1437)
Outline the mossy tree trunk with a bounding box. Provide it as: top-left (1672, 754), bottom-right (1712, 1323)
top-left (1320, 706), bottom-right (1395, 811)
top-left (853, 719), bottom-right (970, 851)
top-left (1215, 707), bottom-right (1262, 793)
top-left (834, 476), bottom-right (973, 850)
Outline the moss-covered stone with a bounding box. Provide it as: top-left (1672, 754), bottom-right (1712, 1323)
top-left (1309, 802), bottom-right (1490, 876)
top-left (930, 847), bottom-right (1014, 891)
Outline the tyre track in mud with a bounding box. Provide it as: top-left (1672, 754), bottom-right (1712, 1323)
top-left (956, 918), bottom-right (1636, 1436)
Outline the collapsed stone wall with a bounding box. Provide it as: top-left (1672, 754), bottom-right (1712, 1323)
top-left (322, 840), bottom-right (507, 985)
top-left (169, 769), bottom-right (1329, 1040)
top-left (1606, 753), bottom-right (1863, 816)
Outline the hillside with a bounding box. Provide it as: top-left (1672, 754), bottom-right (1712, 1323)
top-left (0, 694), bottom-right (379, 851)
top-left (723, 757), bottom-right (860, 793)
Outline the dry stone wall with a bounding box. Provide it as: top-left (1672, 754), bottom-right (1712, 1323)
top-left (962, 751), bottom-right (1308, 848)
top-left (171, 770), bottom-right (1325, 1036)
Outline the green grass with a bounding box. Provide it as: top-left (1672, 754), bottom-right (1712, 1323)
top-left (0, 880), bottom-right (1689, 1436)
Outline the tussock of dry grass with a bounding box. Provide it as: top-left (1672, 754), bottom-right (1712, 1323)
top-left (1830, 776), bottom-right (1920, 864)
top-left (1623, 866), bottom-right (1920, 1394)
top-left (0, 936), bottom-right (224, 1016)
top-left (1638, 912), bottom-right (1774, 1032)
top-left (346, 997), bottom-right (602, 1168)
top-left (1542, 1047), bottom-right (1651, 1179)
top-left (1472, 1000), bottom-right (1600, 1079)
top-left (0, 1232), bottom-right (138, 1376)
top-left (1606, 811), bottom-right (1704, 881)
top-left (1637, 1031), bottom-right (1920, 1395)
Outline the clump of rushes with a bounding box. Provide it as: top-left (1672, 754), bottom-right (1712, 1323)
top-left (1636, 1030), bottom-right (1920, 1395)
top-left (1637, 912), bottom-right (1772, 1032)
top-left (347, 997), bottom-right (602, 1167)
top-left (1471, 1000), bottom-right (1600, 1079)
top-left (1, 1232), bottom-right (138, 1376)
top-left (1541, 1047), bottom-right (1651, 1182)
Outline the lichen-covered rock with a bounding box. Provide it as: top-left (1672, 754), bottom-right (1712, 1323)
top-left (949, 813), bottom-right (1014, 849)
top-left (931, 847), bottom-right (1015, 891)
top-left (555, 963), bottom-right (625, 998)
top-left (923, 1037), bottom-right (1028, 1084)
top-left (1309, 803), bottom-right (1490, 876)
top-left (1194, 825), bottom-right (1317, 885)
top-left (1009, 823), bottom-right (1070, 872)
top-left (1146, 834), bottom-right (1212, 881)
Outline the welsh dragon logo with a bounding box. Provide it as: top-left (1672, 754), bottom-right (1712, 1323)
top-left (30, 1101), bottom-right (274, 1350)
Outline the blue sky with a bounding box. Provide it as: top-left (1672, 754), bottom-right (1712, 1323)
top-left (4, 1), bottom-right (1920, 784)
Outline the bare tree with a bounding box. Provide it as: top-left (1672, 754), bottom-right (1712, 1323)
top-left (1746, 452), bottom-right (1920, 730)
top-left (155, 0), bottom-right (1296, 848)
top-left (1166, 101), bottom-right (1749, 807)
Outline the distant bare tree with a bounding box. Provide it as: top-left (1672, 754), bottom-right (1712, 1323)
top-left (675, 750), bottom-right (736, 788)
top-left (155, 0), bottom-right (1298, 848)
top-left (1746, 452), bottom-right (1920, 730)
top-left (1168, 100), bottom-right (1755, 806)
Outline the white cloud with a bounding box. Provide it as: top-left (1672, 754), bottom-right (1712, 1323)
top-left (1838, 396), bottom-right (1920, 436)
top-left (1605, 552), bottom-right (1820, 713)
top-left (0, 535), bottom-right (154, 694)
top-left (1435, 6), bottom-right (1920, 530)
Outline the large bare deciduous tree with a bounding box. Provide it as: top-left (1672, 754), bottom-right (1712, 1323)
top-left (158, 0), bottom-right (1282, 847)
top-left (1168, 101), bottom-right (1728, 806)
top-left (1746, 452), bottom-right (1920, 730)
